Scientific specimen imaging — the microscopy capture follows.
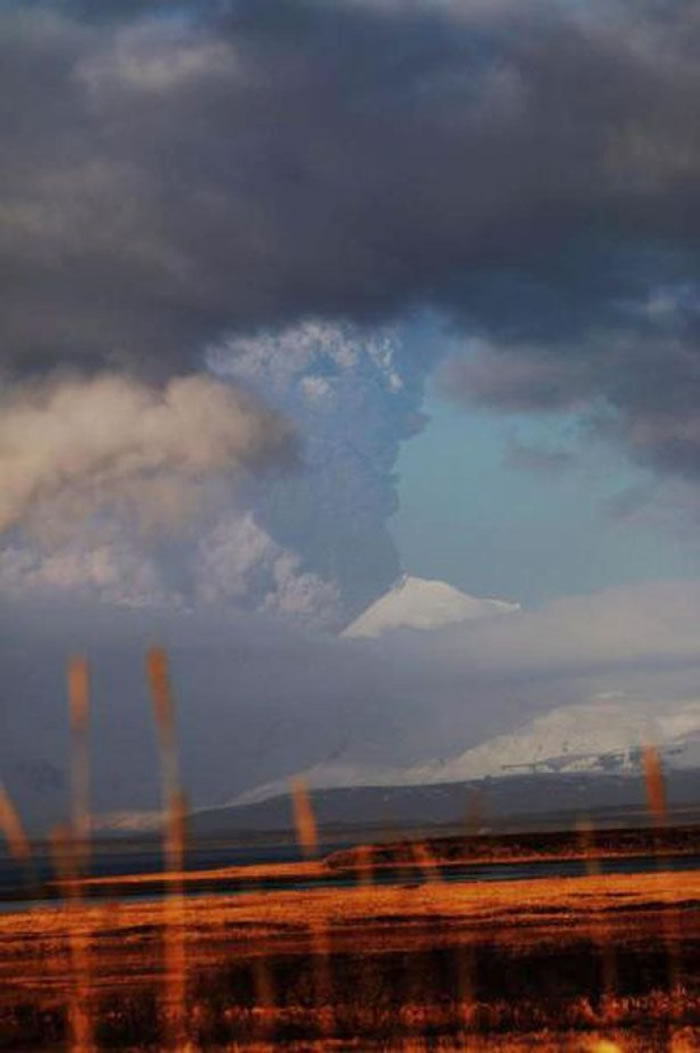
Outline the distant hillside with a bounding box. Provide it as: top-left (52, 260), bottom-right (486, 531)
top-left (188, 768), bottom-right (700, 839)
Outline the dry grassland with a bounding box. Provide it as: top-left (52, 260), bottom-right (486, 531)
top-left (0, 867), bottom-right (698, 1050)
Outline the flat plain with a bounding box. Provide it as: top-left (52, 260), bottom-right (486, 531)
top-left (0, 863), bottom-right (698, 1050)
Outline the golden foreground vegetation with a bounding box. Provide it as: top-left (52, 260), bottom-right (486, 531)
top-left (2, 652), bottom-right (698, 1050)
top-left (0, 866), bottom-right (698, 1050)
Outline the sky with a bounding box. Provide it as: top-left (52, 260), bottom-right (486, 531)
top-left (3, 0), bottom-right (700, 826)
top-left (394, 379), bottom-right (700, 605)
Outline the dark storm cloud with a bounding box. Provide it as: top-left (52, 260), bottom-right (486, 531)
top-left (0, 1), bottom-right (692, 362)
top-left (443, 318), bottom-right (700, 480)
top-left (3, 0), bottom-right (700, 473)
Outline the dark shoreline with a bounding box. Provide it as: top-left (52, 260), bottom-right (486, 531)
top-left (0, 822), bottom-right (698, 909)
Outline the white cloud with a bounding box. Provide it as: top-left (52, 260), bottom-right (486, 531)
top-left (209, 320), bottom-right (402, 397)
top-left (195, 512), bottom-right (341, 628)
top-left (408, 578), bottom-right (700, 676)
top-left (0, 508), bottom-right (341, 627)
top-left (262, 551), bottom-right (341, 626)
top-left (76, 19), bottom-right (242, 95)
top-left (0, 372), bottom-right (293, 536)
top-left (0, 541), bottom-right (177, 608)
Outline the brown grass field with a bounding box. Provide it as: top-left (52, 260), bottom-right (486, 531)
top-left (0, 865), bottom-right (698, 1050)
top-left (1, 654), bottom-right (697, 1050)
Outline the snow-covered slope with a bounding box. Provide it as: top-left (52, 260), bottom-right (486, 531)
top-left (217, 762), bottom-right (409, 809)
top-left (91, 810), bottom-right (164, 833)
top-left (227, 698), bottom-right (700, 807)
top-left (408, 699), bottom-right (700, 783)
top-left (342, 574), bottom-right (519, 638)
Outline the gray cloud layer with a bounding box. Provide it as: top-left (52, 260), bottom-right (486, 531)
top-left (4, 0), bottom-right (700, 626)
top-left (210, 321), bottom-right (429, 617)
top-left (3, 0), bottom-right (700, 487)
top-left (3, 1), bottom-right (700, 376)
top-left (3, 577), bottom-right (700, 831)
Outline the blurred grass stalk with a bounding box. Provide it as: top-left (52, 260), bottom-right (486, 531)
top-left (0, 778), bottom-right (38, 904)
top-left (57, 655), bottom-right (95, 1051)
top-left (290, 776), bottom-right (318, 858)
top-left (577, 818), bottom-right (617, 1002)
top-left (0, 782), bottom-right (31, 866)
top-left (353, 842), bottom-right (374, 887)
top-left (412, 840), bottom-right (474, 1031)
top-left (50, 821), bottom-right (94, 1052)
top-left (147, 647), bottom-right (188, 1050)
top-left (290, 777), bottom-right (333, 1036)
top-left (642, 744), bottom-right (682, 1008)
top-left (68, 656), bottom-right (91, 873)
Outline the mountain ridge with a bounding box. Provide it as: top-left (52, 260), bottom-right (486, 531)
top-left (220, 697), bottom-right (700, 810)
top-left (341, 574), bottom-right (520, 638)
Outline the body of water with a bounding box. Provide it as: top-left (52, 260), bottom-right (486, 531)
top-left (0, 839), bottom-right (699, 911)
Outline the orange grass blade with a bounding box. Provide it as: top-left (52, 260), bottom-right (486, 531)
top-left (147, 647), bottom-right (180, 797)
top-left (60, 658), bottom-right (94, 1049)
top-left (146, 647), bottom-right (188, 1051)
top-left (67, 656), bottom-right (91, 871)
top-left (161, 788), bottom-right (188, 1049)
top-left (642, 744), bottom-right (667, 824)
top-left (243, 873), bottom-right (277, 1034)
top-left (576, 817), bottom-right (601, 876)
top-left (252, 957), bottom-right (275, 1005)
top-left (353, 842), bottom-right (374, 887)
top-left (456, 795), bottom-right (486, 1030)
top-left (0, 782), bottom-right (31, 864)
top-left (50, 825), bottom-right (95, 1053)
top-left (641, 744), bottom-right (681, 1004)
top-left (576, 818), bottom-right (616, 1004)
top-left (290, 777), bottom-right (318, 858)
top-left (289, 778), bottom-right (332, 1035)
top-left (412, 840), bottom-right (440, 883)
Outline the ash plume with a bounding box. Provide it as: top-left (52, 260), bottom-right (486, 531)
top-left (3, 0), bottom-right (700, 618)
top-left (0, 373), bottom-right (293, 535)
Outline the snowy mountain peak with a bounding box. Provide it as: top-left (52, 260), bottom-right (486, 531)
top-left (226, 698), bottom-right (700, 809)
top-left (341, 574), bottom-right (520, 638)
top-left (408, 698), bottom-right (700, 783)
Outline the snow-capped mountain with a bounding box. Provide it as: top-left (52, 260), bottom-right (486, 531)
top-left (96, 698), bottom-right (700, 832)
top-left (341, 574), bottom-right (520, 638)
top-left (225, 698), bottom-right (700, 807)
top-left (226, 762), bottom-right (409, 808)
top-left (408, 698), bottom-right (700, 782)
